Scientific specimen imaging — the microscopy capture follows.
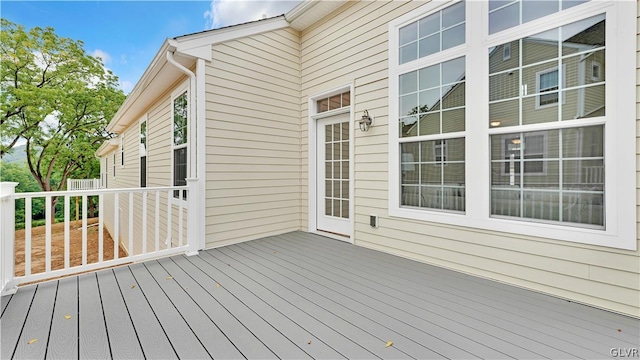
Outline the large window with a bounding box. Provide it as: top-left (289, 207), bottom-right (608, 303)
top-left (173, 91), bottom-right (188, 199)
top-left (397, 4), bottom-right (466, 213)
top-left (389, 0), bottom-right (636, 248)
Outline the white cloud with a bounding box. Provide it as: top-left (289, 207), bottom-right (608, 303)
top-left (204, 0), bottom-right (299, 29)
top-left (91, 49), bottom-right (112, 64)
top-left (120, 80), bottom-right (134, 94)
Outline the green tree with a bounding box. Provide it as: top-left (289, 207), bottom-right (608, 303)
top-left (1, 19), bottom-right (125, 221)
top-left (0, 162), bottom-right (45, 227)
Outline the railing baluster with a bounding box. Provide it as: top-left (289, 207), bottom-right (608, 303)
top-left (98, 194), bottom-right (104, 263)
top-left (64, 195), bottom-right (70, 269)
top-left (24, 197), bottom-right (32, 277)
top-left (178, 192), bottom-right (183, 248)
top-left (128, 192), bottom-right (133, 256)
top-left (45, 195), bottom-right (52, 273)
top-left (82, 195), bottom-right (88, 266)
top-left (142, 191), bottom-right (147, 254)
top-left (114, 193), bottom-right (119, 260)
top-left (155, 191), bottom-right (160, 252)
top-left (166, 190), bottom-right (172, 248)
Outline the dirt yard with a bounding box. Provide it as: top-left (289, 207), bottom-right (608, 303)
top-left (14, 218), bottom-right (127, 276)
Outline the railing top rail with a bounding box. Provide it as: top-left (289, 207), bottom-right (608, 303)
top-left (13, 185), bottom-right (189, 199)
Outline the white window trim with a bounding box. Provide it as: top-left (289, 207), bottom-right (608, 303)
top-left (171, 82), bottom-right (189, 204)
top-left (112, 153), bottom-right (116, 179)
top-left (388, 0), bottom-right (636, 250)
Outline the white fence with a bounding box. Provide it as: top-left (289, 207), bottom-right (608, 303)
top-left (67, 178), bottom-right (101, 191)
top-left (0, 180), bottom-right (199, 295)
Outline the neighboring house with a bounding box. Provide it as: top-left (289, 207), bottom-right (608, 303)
top-left (95, 0), bottom-right (639, 317)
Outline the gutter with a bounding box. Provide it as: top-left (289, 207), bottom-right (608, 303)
top-left (165, 44), bottom-right (206, 251)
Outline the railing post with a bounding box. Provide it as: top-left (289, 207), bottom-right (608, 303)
top-left (0, 182), bottom-right (19, 295)
top-left (185, 178), bottom-right (199, 256)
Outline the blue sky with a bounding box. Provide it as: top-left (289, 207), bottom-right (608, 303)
top-left (2, 1), bottom-right (299, 93)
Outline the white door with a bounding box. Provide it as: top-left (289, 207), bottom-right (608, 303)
top-left (317, 114), bottom-right (351, 237)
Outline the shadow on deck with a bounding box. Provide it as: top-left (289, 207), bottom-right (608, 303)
top-left (1, 231), bottom-right (638, 359)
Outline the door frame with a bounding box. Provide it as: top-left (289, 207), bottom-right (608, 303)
top-left (308, 84), bottom-right (354, 243)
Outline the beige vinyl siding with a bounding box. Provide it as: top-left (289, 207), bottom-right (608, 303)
top-left (204, 27), bottom-right (302, 248)
top-left (99, 80), bottom-right (191, 255)
top-left (300, 0), bottom-right (639, 317)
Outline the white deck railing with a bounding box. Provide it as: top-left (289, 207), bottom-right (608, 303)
top-left (0, 180), bottom-right (199, 295)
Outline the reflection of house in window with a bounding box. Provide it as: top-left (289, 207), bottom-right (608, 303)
top-left (536, 66), bottom-right (566, 108)
top-left (502, 133), bottom-right (546, 175)
top-left (434, 140), bottom-right (448, 162)
top-left (503, 43), bottom-right (511, 60)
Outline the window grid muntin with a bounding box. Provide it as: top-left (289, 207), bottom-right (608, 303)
top-left (488, 0), bottom-right (590, 34)
top-left (488, 14), bottom-right (605, 128)
top-left (399, 1), bottom-right (466, 65)
top-left (317, 91), bottom-right (350, 114)
top-left (490, 126), bottom-right (604, 227)
top-left (324, 122), bottom-right (349, 219)
top-left (401, 138), bottom-right (465, 212)
top-left (400, 56), bottom-right (466, 138)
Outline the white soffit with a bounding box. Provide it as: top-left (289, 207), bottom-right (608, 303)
top-left (286, 0), bottom-right (348, 31)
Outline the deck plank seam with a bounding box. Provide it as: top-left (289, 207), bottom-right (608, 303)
top-left (172, 255), bottom-right (278, 359)
top-left (280, 233), bottom-right (637, 343)
top-left (210, 247), bottom-right (378, 360)
top-left (112, 268), bottom-right (147, 360)
top-left (95, 273), bottom-right (115, 360)
top-left (9, 283), bottom-right (39, 360)
top-left (220, 244), bottom-right (430, 359)
top-left (246, 238), bottom-right (547, 359)
top-left (0, 294), bottom-right (12, 318)
top-left (43, 280), bottom-right (60, 360)
top-left (141, 261), bottom-right (215, 359)
top-left (197, 250), bottom-right (318, 360)
top-left (157, 258), bottom-right (248, 359)
top-left (126, 265), bottom-right (180, 359)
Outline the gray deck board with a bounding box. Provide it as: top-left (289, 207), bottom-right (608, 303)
top-left (183, 253), bottom-right (313, 359)
top-left (283, 232), bottom-right (640, 348)
top-left (45, 277), bottom-right (78, 360)
top-left (111, 265), bottom-right (178, 359)
top-left (77, 273), bottom-right (110, 359)
top-left (217, 244), bottom-right (442, 359)
top-left (1, 285), bottom-right (36, 359)
top-left (95, 269), bottom-right (144, 360)
top-left (274, 233), bottom-right (619, 357)
top-left (206, 247), bottom-right (390, 359)
top-left (127, 262), bottom-right (212, 359)
top-left (1, 230), bottom-right (638, 360)
top-left (12, 281), bottom-right (57, 360)
top-left (158, 256), bottom-right (276, 359)
top-left (144, 259), bottom-right (244, 359)
top-left (240, 239), bottom-right (528, 359)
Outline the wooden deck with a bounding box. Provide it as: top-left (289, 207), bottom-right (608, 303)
top-left (2, 231), bottom-right (638, 359)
